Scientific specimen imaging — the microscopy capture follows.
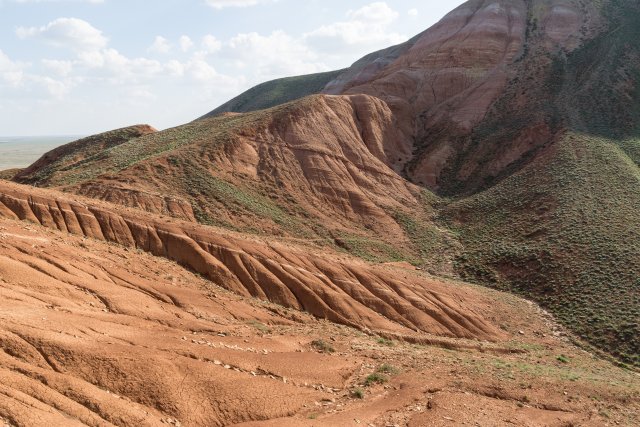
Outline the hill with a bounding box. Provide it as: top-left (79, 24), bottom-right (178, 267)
top-left (12, 0), bottom-right (640, 370)
top-left (200, 70), bottom-right (343, 118)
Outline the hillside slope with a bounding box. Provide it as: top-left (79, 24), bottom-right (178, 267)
top-left (15, 125), bottom-right (157, 186)
top-left (0, 181), bottom-right (639, 426)
top-left (0, 180), bottom-right (496, 341)
top-left (14, 94), bottom-right (461, 272)
top-left (446, 133), bottom-right (640, 365)
top-left (11, 0), bottom-right (640, 367)
top-left (200, 70), bottom-right (343, 118)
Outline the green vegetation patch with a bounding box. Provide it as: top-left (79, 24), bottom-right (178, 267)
top-left (446, 134), bottom-right (640, 366)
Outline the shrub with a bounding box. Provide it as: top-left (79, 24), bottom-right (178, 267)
top-left (351, 388), bottom-right (365, 399)
top-left (364, 373), bottom-right (388, 386)
top-left (311, 339), bottom-right (335, 353)
top-left (377, 364), bottom-right (400, 375)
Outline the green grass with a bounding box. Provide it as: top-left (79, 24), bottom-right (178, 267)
top-left (202, 69), bottom-right (344, 117)
top-left (445, 134), bottom-right (640, 367)
top-left (391, 193), bottom-right (460, 271)
top-left (333, 233), bottom-right (406, 264)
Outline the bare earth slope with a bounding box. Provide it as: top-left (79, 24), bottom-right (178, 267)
top-left (0, 182), bottom-right (638, 426)
top-left (0, 180), bottom-right (499, 342)
top-left (13, 95), bottom-right (449, 269)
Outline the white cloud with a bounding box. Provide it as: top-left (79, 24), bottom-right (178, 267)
top-left (84, 48), bottom-right (163, 81)
top-left (148, 36), bottom-right (172, 54)
top-left (204, 0), bottom-right (273, 9)
top-left (16, 18), bottom-right (108, 52)
top-left (165, 60), bottom-right (185, 77)
top-left (227, 30), bottom-right (327, 80)
top-left (186, 59), bottom-right (221, 81)
top-left (0, 49), bottom-right (26, 87)
top-left (305, 2), bottom-right (406, 54)
top-left (42, 59), bottom-right (73, 76)
top-left (408, 8), bottom-right (418, 17)
top-left (33, 75), bottom-right (73, 98)
top-left (201, 35), bottom-right (222, 54)
top-left (179, 35), bottom-right (194, 52)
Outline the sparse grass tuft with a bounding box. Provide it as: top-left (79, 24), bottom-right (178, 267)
top-left (351, 388), bottom-right (365, 399)
top-left (376, 337), bottom-right (394, 347)
top-left (247, 320), bottom-right (271, 334)
top-left (311, 339), bottom-right (335, 353)
top-left (377, 364), bottom-right (400, 375)
top-left (364, 373), bottom-right (388, 387)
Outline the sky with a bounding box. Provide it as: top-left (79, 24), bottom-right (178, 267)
top-left (0, 0), bottom-right (467, 136)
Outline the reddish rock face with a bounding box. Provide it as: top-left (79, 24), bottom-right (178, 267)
top-left (322, 0), bottom-right (599, 193)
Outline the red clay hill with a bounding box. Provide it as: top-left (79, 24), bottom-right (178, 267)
top-left (1, 0), bottom-right (639, 425)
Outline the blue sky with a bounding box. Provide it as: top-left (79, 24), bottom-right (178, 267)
top-left (0, 0), bottom-right (466, 136)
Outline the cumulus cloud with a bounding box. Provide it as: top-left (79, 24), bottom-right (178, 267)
top-left (16, 18), bottom-right (108, 52)
top-left (408, 8), bottom-right (418, 17)
top-left (179, 35), bottom-right (194, 52)
top-left (201, 35), bottom-right (222, 54)
top-left (227, 30), bottom-right (327, 80)
top-left (148, 36), bottom-right (172, 54)
top-left (32, 75), bottom-right (73, 98)
top-left (0, 49), bottom-right (26, 86)
top-left (305, 2), bottom-right (406, 54)
top-left (42, 59), bottom-right (73, 76)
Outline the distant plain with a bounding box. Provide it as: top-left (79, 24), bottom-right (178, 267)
top-left (0, 136), bottom-right (81, 170)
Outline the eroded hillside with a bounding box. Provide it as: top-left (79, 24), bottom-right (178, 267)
top-left (0, 183), bottom-right (638, 426)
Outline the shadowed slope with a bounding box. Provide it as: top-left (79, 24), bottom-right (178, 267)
top-left (446, 132), bottom-right (640, 366)
top-left (201, 70), bottom-right (344, 118)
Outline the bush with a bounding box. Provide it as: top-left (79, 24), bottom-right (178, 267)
top-left (376, 337), bottom-right (394, 347)
top-left (377, 364), bottom-right (400, 375)
top-left (364, 373), bottom-right (388, 386)
top-left (351, 388), bottom-right (365, 399)
top-left (311, 339), bottom-right (335, 353)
